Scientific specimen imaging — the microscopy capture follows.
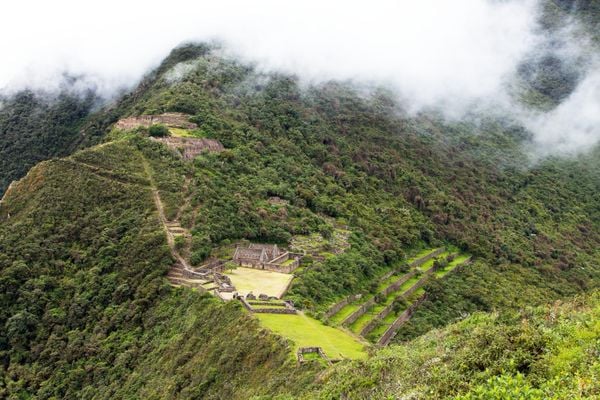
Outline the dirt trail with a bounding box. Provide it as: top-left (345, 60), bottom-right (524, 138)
top-left (139, 153), bottom-right (206, 289)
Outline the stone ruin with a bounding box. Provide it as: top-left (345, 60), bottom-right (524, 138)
top-left (115, 112), bottom-right (198, 130)
top-left (232, 243), bottom-right (302, 273)
top-left (236, 294), bottom-right (298, 314)
top-left (114, 112), bottom-right (224, 161)
top-left (297, 347), bottom-right (332, 365)
top-left (151, 137), bottom-right (224, 160)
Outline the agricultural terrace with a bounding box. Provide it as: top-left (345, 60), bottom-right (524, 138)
top-left (326, 247), bottom-right (472, 343)
top-left (256, 313), bottom-right (367, 360)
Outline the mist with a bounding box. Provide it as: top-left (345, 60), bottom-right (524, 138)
top-left (1, 0), bottom-right (598, 155)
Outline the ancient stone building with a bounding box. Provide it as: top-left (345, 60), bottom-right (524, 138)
top-left (233, 243), bottom-right (301, 273)
top-left (232, 245), bottom-right (277, 266)
top-left (248, 243), bottom-right (281, 259)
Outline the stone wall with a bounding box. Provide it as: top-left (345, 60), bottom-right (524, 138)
top-left (247, 301), bottom-right (287, 307)
top-left (263, 257), bottom-right (300, 273)
top-left (297, 347), bottom-right (331, 364)
top-left (360, 300), bottom-right (396, 336)
top-left (339, 249), bottom-right (443, 327)
top-left (151, 137), bottom-right (224, 160)
top-left (325, 294), bottom-right (362, 318)
top-left (197, 259), bottom-right (226, 274)
top-left (378, 294), bottom-right (428, 346)
top-left (115, 112), bottom-right (198, 130)
top-left (343, 269), bottom-right (418, 326)
top-left (182, 268), bottom-right (211, 280)
top-left (236, 251), bottom-right (302, 274)
top-left (362, 256), bottom-right (472, 338)
top-left (342, 297), bottom-right (376, 326)
top-left (251, 307), bottom-right (297, 314)
top-left (409, 247), bottom-right (446, 268)
top-left (238, 297), bottom-right (297, 314)
top-left (381, 270), bottom-right (418, 297)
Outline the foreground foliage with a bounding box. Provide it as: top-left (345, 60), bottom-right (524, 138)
top-left (298, 291), bottom-right (600, 399)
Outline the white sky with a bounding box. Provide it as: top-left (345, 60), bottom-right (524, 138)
top-left (1, 0), bottom-right (598, 155)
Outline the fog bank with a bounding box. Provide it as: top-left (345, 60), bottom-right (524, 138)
top-left (1, 0), bottom-right (598, 155)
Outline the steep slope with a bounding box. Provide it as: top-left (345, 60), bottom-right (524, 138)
top-left (111, 45), bottom-right (600, 343)
top-left (298, 291), bottom-right (600, 399)
top-left (0, 9), bottom-right (599, 397)
top-left (0, 138), bottom-right (314, 399)
top-left (0, 45), bottom-right (212, 198)
top-left (0, 90), bottom-right (97, 195)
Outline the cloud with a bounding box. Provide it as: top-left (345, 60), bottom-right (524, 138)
top-left (0, 0), bottom-right (598, 155)
top-left (525, 67), bottom-right (600, 156)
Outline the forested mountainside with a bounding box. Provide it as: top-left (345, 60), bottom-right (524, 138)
top-left (0, 90), bottom-right (98, 195)
top-left (0, 45), bottom-right (212, 197)
top-left (0, 139), bottom-right (315, 399)
top-left (1, 2), bottom-right (599, 399)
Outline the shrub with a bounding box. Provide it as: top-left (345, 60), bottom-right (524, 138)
top-left (148, 124), bottom-right (170, 137)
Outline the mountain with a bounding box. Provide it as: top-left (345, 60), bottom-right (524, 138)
top-left (1, 3), bottom-right (599, 399)
top-left (0, 89), bottom-right (99, 195)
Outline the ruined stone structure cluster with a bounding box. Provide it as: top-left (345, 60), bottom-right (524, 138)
top-left (232, 243), bottom-right (301, 273)
top-left (115, 112), bottom-right (198, 130)
top-left (151, 137), bottom-right (224, 160)
top-left (114, 112), bottom-right (224, 161)
top-left (167, 259), bottom-right (234, 293)
top-left (297, 347), bottom-right (332, 365)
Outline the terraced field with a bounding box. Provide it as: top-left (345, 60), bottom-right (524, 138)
top-left (325, 247), bottom-right (472, 344)
top-left (329, 302), bottom-right (362, 325)
top-left (435, 254), bottom-right (471, 278)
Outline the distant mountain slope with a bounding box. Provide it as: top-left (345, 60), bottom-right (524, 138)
top-left (0, 90), bottom-right (97, 195)
top-left (112, 45), bottom-right (600, 341)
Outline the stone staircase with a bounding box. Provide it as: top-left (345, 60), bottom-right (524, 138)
top-left (166, 221), bottom-right (189, 237)
top-left (167, 264), bottom-right (211, 289)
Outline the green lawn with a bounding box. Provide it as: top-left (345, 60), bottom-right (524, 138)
top-left (257, 313), bottom-right (367, 360)
top-left (225, 267), bottom-right (293, 298)
top-left (398, 275), bottom-right (421, 293)
top-left (168, 127), bottom-right (194, 137)
top-left (407, 248), bottom-right (441, 264)
top-left (168, 127), bottom-right (206, 138)
top-left (376, 273), bottom-right (401, 292)
top-left (407, 248), bottom-right (435, 261)
top-left (281, 258), bottom-right (296, 266)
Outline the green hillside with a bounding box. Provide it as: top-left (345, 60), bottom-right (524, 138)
top-left (301, 291), bottom-right (600, 399)
top-left (0, 90), bottom-right (97, 195)
top-left (0, 3), bottom-right (599, 397)
top-left (0, 138), bottom-right (315, 399)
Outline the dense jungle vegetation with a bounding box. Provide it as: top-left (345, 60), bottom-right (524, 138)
top-left (1, 1), bottom-right (599, 398)
top-left (0, 90), bottom-right (98, 195)
top-left (0, 139), bottom-right (316, 399)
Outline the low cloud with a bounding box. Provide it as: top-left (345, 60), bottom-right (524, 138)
top-left (1, 0), bottom-right (598, 155)
top-left (525, 67), bottom-right (600, 156)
